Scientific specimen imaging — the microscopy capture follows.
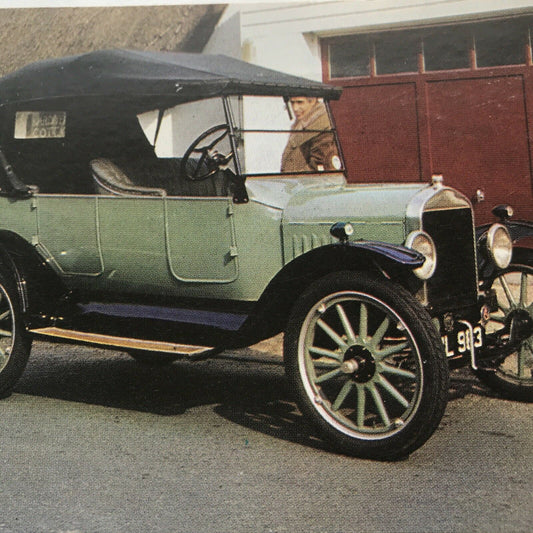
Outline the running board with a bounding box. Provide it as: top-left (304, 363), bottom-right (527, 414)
top-left (30, 327), bottom-right (215, 357)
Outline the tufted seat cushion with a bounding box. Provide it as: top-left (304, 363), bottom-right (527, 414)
top-left (93, 157), bottom-right (230, 198)
top-left (91, 158), bottom-right (166, 197)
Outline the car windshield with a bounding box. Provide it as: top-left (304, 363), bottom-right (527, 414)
top-left (138, 96), bottom-right (344, 177)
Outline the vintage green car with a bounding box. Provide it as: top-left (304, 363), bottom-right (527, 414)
top-left (0, 50), bottom-right (530, 460)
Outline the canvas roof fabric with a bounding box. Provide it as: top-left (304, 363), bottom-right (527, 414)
top-left (0, 49), bottom-right (342, 107)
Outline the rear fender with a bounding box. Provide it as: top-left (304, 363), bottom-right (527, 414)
top-left (0, 230), bottom-right (70, 327)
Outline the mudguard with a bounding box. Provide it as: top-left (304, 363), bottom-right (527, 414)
top-left (234, 241), bottom-right (425, 347)
top-left (477, 211), bottom-right (533, 283)
top-left (476, 219), bottom-right (533, 244)
top-left (344, 240), bottom-right (425, 267)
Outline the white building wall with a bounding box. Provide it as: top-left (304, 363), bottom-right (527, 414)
top-left (205, 0), bottom-right (533, 79)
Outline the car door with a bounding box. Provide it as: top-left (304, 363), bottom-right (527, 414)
top-left (164, 196), bottom-right (238, 284)
top-left (95, 195), bottom-right (238, 297)
top-left (34, 194), bottom-right (104, 278)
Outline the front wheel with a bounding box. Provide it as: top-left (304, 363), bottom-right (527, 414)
top-left (284, 271), bottom-right (449, 460)
top-left (476, 256), bottom-right (533, 401)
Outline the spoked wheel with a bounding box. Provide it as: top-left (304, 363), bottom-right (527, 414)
top-left (477, 258), bottom-right (533, 401)
top-left (0, 268), bottom-right (32, 398)
top-left (285, 271), bottom-right (448, 460)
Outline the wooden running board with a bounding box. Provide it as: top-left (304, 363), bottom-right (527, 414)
top-left (30, 327), bottom-right (214, 356)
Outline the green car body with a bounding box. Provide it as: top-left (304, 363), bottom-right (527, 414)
top-left (0, 178), bottom-right (425, 296)
top-left (0, 50), bottom-right (530, 459)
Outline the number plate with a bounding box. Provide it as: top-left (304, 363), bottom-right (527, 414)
top-left (442, 325), bottom-right (484, 358)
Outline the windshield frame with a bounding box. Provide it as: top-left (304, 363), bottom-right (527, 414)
top-left (221, 95), bottom-right (346, 179)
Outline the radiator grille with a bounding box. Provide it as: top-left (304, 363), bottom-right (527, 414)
top-left (422, 208), bottom-right (478, 312)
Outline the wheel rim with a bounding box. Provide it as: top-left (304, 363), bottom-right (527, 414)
top-left (0, 284), bottom-right (15, 373)
top-left (298, 291), bottom-right (423, 440)
top-left (488, 266), bottom-right (533, 385)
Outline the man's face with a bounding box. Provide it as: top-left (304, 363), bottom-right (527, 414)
top-left (290, 97), bottom-right (317, 120)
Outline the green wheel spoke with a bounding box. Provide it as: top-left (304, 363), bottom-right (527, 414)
top-left (499, 276), bottom-right (517, 309)
top-left (359, 303), bottom-right (368, 340)
top-left (526, 338), bottom-right (533, 355)
top-left (0, 310), bottom-right (11, 321)
top-left (331, 381), bottom-right (354, 411)
top-left (370, 316), bottom-right (390, 348)
top-left (314, 368), bottom-right (343, 384)
top-left (520, 272), bottom-right (529, 307)
top-left (378, 375), bottom-right (410, 408)
top-left (368, 383), bottom-right (391, 427)
top-left (0, 328), bottom-right (13, 337)
top-left (317, 319), bottom-right (348, 349)
top-left (489, 314), bottom-right (506, 324)
top-left (517, 344), bottom-right (530, 378)
top-left (356, 385), bottom-right (366, 427)
top-left (335, 304), bottom-right (356, 344)
top-left (498, 304), bottom-right (510, 315)
top-left (379, 362), bottom-right (416, 379)
top-left (308, 345), bottom-right (342, 362)
top-left (375, 341), bottom-right (409, 361)
top-left (314, 360), bottom-right (343, 369)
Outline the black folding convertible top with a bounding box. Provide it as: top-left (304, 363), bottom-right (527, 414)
top-left (0, 49), bottom-right (341, 106)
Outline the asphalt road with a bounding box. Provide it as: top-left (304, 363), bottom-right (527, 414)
top-left (0, 340), bottom-right (531, 533)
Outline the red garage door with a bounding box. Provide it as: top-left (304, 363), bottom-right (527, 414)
top-left (331, 83), bottom-right (421, 182)
top-left (427, 76), bottom-right (532, 221)
top-left (323, 17), bottom-right (533, 224)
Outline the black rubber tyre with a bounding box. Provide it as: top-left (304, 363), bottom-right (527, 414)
top-left (284, 271), bottom-right (449, 460)
top-left (127, 350), bottom-right (178, 366)
top-left (0, 267), bottom-right (32, 398)
top-left (476, 253), bottom-right (533, 402)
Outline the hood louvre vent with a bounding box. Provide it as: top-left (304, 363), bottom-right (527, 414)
top-left (292, 233), bottom-right (334, 259)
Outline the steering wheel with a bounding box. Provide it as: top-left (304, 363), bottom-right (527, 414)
top-left (180, 124), bottom-right (234, 181)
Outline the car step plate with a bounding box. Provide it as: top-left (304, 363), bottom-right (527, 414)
top-left (30, 327), bottom-right (214, 356)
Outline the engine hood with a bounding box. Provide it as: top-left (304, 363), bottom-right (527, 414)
top-left (246, 175), bottom-right (428, 245)
top-left (245, 175), bottom-right (471, 264)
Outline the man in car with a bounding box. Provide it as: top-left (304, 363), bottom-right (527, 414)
top-left (281, 96), bottom-right (341, 173)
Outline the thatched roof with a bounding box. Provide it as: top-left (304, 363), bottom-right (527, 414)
top-left (0, 4), bottom-right (225, 76)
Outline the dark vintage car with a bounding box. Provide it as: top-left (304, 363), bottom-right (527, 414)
top-left (0, 50), bottom-right (530, 460)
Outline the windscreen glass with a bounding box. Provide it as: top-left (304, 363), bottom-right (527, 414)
top-left (233, 96), bottom-right (343, 176)
top-left (138, 96), bottom-right (343, 177)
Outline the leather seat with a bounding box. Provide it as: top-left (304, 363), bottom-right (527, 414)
top-left (91, 158), bottom-right (166, 197)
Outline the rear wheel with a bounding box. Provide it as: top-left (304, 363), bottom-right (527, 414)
top-left (284, 271), bottom-right (449, 460)
top-left (476, 256), bottom-right (533, 401)
top-left (0, 268), bottom-right (32, 398)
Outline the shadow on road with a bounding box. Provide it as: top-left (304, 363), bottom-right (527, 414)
top-left (448, 367), bottom-right (498, 401)
top-left (13, 342), bottom-right (330, 452)
top-left (12, 342), bottom-right (497, 453)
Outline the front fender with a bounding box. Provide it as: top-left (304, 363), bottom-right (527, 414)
top-left (235, 241), bottom-right (425, 346)
top-left (477, 220), bottom-right (533, 283)
top-left (345, 240), bottom-right (424, 268)
top-left (476, 219), bottom-right (533, 244)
